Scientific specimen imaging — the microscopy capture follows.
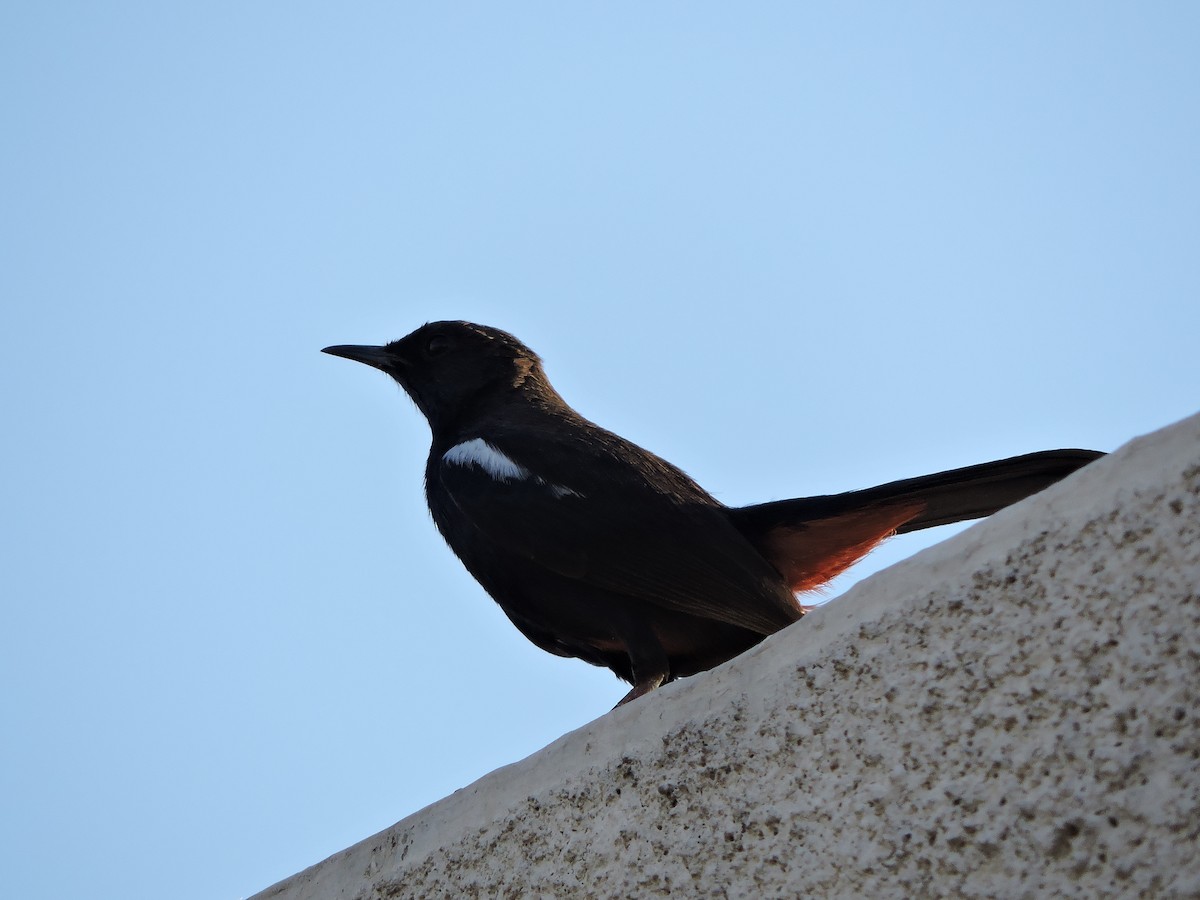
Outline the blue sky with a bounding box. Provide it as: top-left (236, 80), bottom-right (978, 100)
top-left (2, 4), bottom-right (1197, 898)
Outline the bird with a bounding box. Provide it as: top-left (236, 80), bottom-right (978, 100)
top-left (323, 321), bottom-right (1103, 707)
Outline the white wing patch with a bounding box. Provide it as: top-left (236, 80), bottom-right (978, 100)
top-left (442, 438), bottom-right (583, 498)
top-left (443, 438), bottom-right (529, 481)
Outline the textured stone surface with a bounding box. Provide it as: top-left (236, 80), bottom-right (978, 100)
top-left (254, 414), bottom-right (1200, 899)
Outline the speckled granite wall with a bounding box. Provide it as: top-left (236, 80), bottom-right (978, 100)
top-left (253, 413), bottom-right (1199, 899)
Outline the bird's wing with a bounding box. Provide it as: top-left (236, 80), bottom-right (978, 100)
top-left (430, 429), bottom-right (801, 635)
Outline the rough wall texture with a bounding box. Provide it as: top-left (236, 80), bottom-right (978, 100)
top-left (254, 414), bottom-right (1200, 899)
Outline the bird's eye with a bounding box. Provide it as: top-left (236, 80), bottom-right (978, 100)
top-left (426, 334), bottom-right (450, 357)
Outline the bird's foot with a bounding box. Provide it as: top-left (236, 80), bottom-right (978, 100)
top-left (613, 674), bottom-right (667, 709)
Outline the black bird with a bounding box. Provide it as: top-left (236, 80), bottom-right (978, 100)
top-left (323, 322), bottom-right (1102, 706)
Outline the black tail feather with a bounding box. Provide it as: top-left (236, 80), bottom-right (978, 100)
top-left (730, 449), bottom-right (1104, 540)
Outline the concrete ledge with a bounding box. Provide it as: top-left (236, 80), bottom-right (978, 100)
top-left (255, 413), bottom-right (1200, 899)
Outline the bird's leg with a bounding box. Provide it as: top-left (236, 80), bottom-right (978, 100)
top-left (614, 676), bottom-right (667, 708)
top-left (613, 623), bottom-right (671, 709)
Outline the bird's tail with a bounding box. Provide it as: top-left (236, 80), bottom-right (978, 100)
top-left (729, 449), bottom-right (1103, 593)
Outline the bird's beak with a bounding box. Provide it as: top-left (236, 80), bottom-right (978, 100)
top-left (321, 344), bottom-right (401, 372)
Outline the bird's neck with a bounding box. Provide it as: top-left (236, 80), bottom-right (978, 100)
top-left (432, 381), bottom-right (578, 449)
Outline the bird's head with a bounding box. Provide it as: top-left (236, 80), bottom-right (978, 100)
top-left (323, 321), bottom-right (553, 432)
